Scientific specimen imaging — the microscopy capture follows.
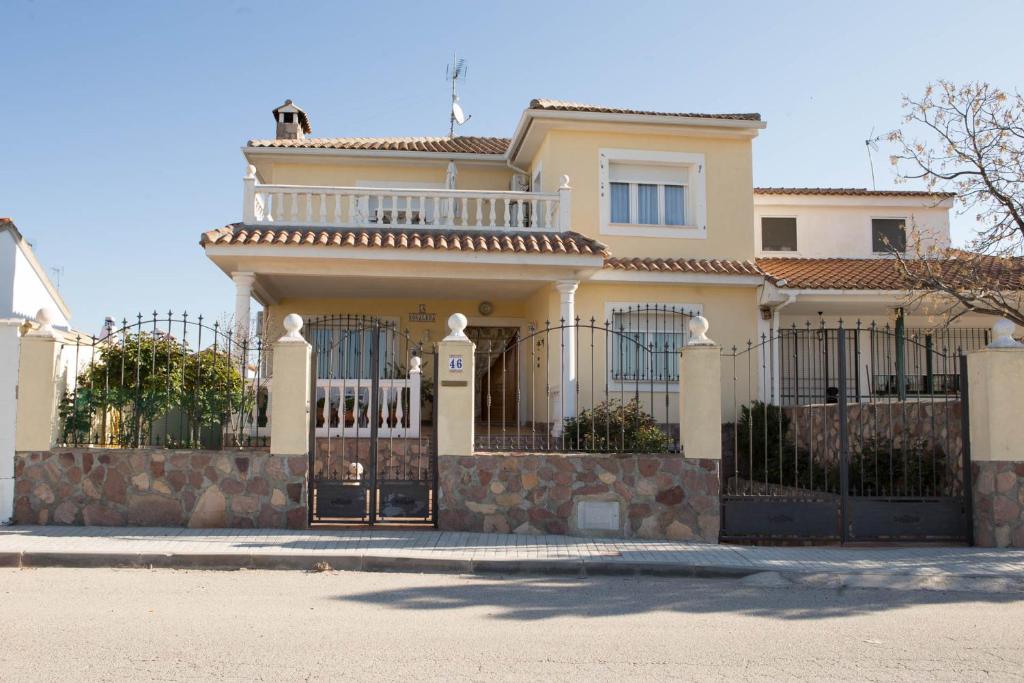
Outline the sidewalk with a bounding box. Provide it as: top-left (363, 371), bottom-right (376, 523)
top-left (2, 525), bottom-right (1023, 590)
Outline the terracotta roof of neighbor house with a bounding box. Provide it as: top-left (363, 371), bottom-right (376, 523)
top-left (755, 187), bottom-right (956, 198)
top-left (247, 136), bottom-right (511, 154)
top-left (201, 224), bottom-right (608, 256)
top-left (529, 99), bottom-right (762, 122)
top-left (756, 254), bottom-right (1024, 290)
top-left (604, 257), bottom-right (763, 276)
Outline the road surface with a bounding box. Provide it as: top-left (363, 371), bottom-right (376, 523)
top-left (0, 567), bottom-right (1021, 681)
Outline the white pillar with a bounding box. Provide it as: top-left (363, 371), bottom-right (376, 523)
top-left (557, 175), bottom-right (572, 231)
top-left (553, 280), bottom-right (578, 436)
top-left (270, 314), bottom-right (312, 457)
top-left (233, 272), bottom-right (255, 343)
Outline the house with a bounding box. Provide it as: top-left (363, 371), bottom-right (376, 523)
top-left (0, 219), bottom-right (73, 523)
top-left (200, 99), bottom-right (1002, 448)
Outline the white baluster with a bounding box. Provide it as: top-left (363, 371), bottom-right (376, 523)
top-left (518, 200), bottom-right (526, 228)
top-left (394, 384), bottom-right (404, 431)
top-left (362, 194), bottom-right (371, 224)
top-left (530, 198), bottom-right (538, 229)
top-left (433, 197), bottom-right (441, 226)
top-left (380, 388), bottom-right (390, 434)
top-left (290, 191), bottom-right (299, 222)
top-left (475, 196), bottom-right (483, 227)
top-left (334, 194), bottom-right (341, 225)
top-left (503, 198), bottom-right (511, 228)
top-left (419, 195), bottom-right (426, 225)
top-left (460, 197), bottom-right (468, 226)
top-left (319, 192), bottom-right (327, 224)
top-left (488, 197), bottom-right (496, 227)
top-left (545, 199), bottom-right (554, 228)
top-left (305, 193), bottom-right (313, 223)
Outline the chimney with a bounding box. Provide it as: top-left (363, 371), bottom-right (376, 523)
top-left (272, 99), bottom-right (311, 140)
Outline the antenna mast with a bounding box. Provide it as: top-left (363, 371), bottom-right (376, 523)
top-left (446, 53), bottom-right (471, 137)
top-left (865, 128), bottom-right (884, 190)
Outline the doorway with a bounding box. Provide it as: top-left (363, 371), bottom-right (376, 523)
top-left (465, 326), bottom-right (520, 425)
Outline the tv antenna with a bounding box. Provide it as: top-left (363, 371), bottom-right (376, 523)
top-left (865, 127), bottom-right (884, 190)
top-left (446, 53), bottom-right (471, 137)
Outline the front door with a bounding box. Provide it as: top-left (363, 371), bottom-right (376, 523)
top-left (465, 326), bottom-right (520, 425)
top-left (306, 315), bottom-right (437, 526)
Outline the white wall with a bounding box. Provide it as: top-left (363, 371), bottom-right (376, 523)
top-left (0, 322), bottom-right (21, 523)
top-left (9, 235), bottom-right (69, 328)
top-left (754, 195), bottom-right (952, 259)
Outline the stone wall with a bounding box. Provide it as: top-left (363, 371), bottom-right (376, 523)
top-left (973, 461), bottom-right (1024, 547)
top-left (783, 400), bottom-right (963, 463)
top-left (14, 449), bottom-right (308, 528)
top-left (439, 453), bottom-right (719, 542)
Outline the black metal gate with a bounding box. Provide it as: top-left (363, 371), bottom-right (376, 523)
top-left (721, 321), bottom-right (979, 544)
top-left (305, 315), bottom-right (437, 526)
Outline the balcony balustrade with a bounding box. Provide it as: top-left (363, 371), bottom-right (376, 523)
top-left (243, 167), bottom-right (571, 232)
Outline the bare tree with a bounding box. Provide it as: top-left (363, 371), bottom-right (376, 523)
top-left (888, 81), bottom-right (1024, 325)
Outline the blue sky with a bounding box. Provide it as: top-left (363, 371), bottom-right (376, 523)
top-left (3, 0), bottom-right (1022, 333)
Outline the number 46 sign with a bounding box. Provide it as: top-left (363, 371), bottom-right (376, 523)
top-left (447, 354), bottom-right (464, 373)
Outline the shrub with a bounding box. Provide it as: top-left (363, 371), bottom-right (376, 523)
top-left (561, 398), bottom-right (673, 453)
top-left (733, 402), bottom-right (835, 492)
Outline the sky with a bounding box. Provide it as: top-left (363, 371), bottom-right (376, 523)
top-left (3, 0), bottom-right (1023, 334)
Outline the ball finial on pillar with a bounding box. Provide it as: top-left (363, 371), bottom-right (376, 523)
top-left (989, 318), bottom-right (1023, 348)
top-left (688, 315), bottom-right (714, 346)
top-left (445, 313), bottom-right (468, 340)
top-left (280, 313), bottom-right (305, 342)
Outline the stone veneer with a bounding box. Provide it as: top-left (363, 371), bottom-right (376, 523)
top-left (972, 461), bottom-right (1024, 547)
top-left (14, 449), bottom-right (308, 529)
top-left (439, 453), bottom-right (719, 542)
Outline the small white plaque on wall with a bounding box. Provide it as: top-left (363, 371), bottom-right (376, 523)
top-left (577, 500), bottom-right (620, 531)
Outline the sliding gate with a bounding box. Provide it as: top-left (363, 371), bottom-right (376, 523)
top-left (306, 315), bottom-right (437, 525)
top-left (721, 322), bottom-right (975, 543)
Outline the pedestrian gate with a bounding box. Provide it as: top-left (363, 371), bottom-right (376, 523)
top-left (305, 315), bottom-right (437, 525)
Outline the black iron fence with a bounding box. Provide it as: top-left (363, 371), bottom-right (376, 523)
top-left (473, 305), bottom-right (695, 453)
top-left (59, 312), bottom-right (269, 449)
top-left (721, 320), bottom-right (975, 542)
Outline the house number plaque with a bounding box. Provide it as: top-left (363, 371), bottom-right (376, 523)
top-left (447, 354), bottom-right (464, 372)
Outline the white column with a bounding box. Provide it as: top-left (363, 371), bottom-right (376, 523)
top-left (554, 280), bottom-right (578, 436)
top-left (233, 272), bottom-right (255, 343)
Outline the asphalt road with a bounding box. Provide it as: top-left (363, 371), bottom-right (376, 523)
top-left (0, 568), bottom-right (1021, 682)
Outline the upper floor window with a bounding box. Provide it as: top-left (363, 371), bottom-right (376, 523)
top-left (761, 216), bottom-right (797, 252)
top-left (600, 149), bottom-right (706, 239)
top-left (872, 218), bottom-right (907, 253)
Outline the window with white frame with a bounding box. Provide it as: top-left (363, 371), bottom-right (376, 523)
top-left (600, 149), bottom-right (706, 238)
top-left (872, 218), bottom-right (907, 253)
top-left (607, 304), bottom-right (699, 383)
top-left (761, 216), bottom-right (798, 252)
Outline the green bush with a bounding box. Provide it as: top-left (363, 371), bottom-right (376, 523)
top-left (561, 398), bottom-right (673, 453)
top-left (733, 402), bottom-right (835, 492)
top-left (848, 438), bottom-right (951, 496)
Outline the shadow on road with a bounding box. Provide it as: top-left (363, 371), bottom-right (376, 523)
top-left (334, 574), bottom-right (1024, 621)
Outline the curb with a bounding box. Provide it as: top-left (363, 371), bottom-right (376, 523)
top-left (6, 549), bottom-right (762, 578)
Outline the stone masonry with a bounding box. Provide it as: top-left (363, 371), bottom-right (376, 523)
top-left (439, 453), bottom-right (719, 542)
top-left (14, 449), bottom-right (308, 529)
top-left (972, 461), bottom-right (1024, 547)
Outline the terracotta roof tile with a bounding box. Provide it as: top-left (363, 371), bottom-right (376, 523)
top-left (756, 254), bottom-right (1024, 290)
top-left (529, 99), bottom-right (762, 122)
top-left (201, 224), bottom-right (608, 257)
top-left (247, 136), bottom-right (510, 154)
top-left (755, 187), bottom-right (956, 198)
top-left (604, 257), bottom-right (762, 276)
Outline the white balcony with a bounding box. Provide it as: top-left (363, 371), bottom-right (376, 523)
top-left (243, 167), bottom-right (572, 232)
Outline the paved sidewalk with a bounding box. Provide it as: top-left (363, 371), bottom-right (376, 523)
top-left (2, 525), bottom-right (1023, 586)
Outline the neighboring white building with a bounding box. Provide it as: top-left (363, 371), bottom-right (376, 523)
top-left (0, 218), bottom-right (73, 524)
top-left (754, 187), bottom-right (954, 259)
